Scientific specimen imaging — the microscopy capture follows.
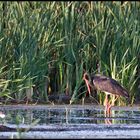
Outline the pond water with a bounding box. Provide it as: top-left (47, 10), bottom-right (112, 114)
top-left (0, 104), bottom-right (140, 138)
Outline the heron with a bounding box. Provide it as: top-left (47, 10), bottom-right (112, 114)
top-left (83, 72), bottom-right (129, 117)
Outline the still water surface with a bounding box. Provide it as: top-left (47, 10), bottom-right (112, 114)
top-left (1, 105), bottom-right (140, 138)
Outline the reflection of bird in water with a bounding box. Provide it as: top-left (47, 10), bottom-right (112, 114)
top-left (105, 117), bottom-right (112, 124)
top-left (83, 72), bottom-right (129, 117)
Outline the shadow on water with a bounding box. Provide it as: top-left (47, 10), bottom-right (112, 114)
top-left (1, 105), bottom-right (140, 125)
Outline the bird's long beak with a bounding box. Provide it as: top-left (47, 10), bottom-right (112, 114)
top-left (84, 79), bottom-right (91, 95)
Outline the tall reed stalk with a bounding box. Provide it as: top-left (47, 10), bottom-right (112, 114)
top-left (0, 1), bottom-right (139, 105)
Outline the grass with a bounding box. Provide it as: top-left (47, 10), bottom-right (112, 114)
top-left (0, 1), bottom-right (139, 105)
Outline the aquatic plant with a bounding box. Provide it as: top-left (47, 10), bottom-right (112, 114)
top-left (0, 1), bottom-right (139, 105)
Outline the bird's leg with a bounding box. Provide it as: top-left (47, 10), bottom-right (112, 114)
top-left (107, 103), bottom-right (112, 117)
top-left (109, 95), bottom-right (119, 106)
top-left (106, 97), bottom-right (113, 117)
top-left (114, 95), bottom-right (119, 103)
top-left (104, 94), bottom-right (113, 117)
top-left (108, 95), bottom-right (119, 109)
top-left (104, 94), bottom-right (110, 117)
top-left (105, 117), bottom-right (112, 125)
top-left (107, 95), bottom-right (119, 117)
top-left (104, 94), bottom-right (107, 117)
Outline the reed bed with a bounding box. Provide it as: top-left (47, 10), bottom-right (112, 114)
top-left (0, 1), bottom-right (139, 105)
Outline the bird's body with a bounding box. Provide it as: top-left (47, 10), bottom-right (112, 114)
top-left (91, 74), bottom-right (129, 98)
top-left (83, 72), bottom-right (129, 117)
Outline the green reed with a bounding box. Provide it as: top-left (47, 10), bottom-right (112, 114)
top-left (0, 1), bottom-right (139, 105)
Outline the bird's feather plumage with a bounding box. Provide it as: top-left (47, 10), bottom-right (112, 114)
top-left (90, 74), bottom-right (129, 98)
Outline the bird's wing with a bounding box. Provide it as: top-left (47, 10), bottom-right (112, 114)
top-left (92, 75), bottom-right (129, 98)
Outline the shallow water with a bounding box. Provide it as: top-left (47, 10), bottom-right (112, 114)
top-left (0, 105), bottom-right (140, 138)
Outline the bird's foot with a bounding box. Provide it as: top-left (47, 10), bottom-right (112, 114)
top-left (105, 118), bottom-right (112, 124)
top-left (105, 103), bottom-right (112, 117)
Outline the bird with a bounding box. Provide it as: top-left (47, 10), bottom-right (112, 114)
top-left (83, 72), bottom-right (129, 117)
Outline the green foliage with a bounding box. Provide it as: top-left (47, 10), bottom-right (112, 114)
top-left (0, 1), bottom-right (139, 105)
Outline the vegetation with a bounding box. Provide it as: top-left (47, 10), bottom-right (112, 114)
top-left (0, 1), bottom-right (139, 106)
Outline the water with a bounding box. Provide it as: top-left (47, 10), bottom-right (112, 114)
top-left (0, 105), bottom-right (140, 138)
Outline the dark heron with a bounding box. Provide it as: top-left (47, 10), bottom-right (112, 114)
top-left (83, 72), bottom-right (129, 117)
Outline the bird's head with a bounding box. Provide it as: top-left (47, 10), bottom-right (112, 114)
top-left (83, 72), bottom-right (91, 82)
